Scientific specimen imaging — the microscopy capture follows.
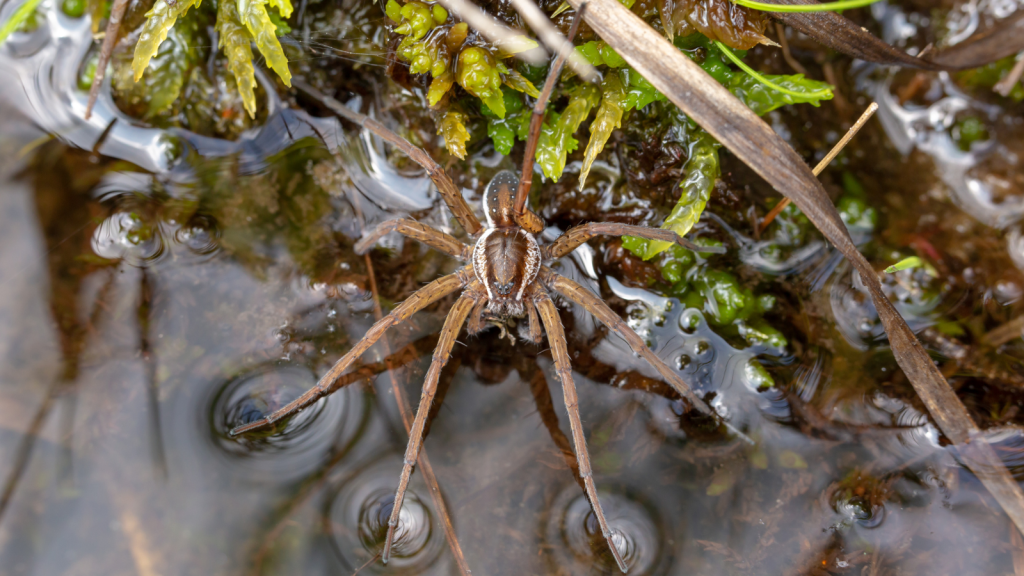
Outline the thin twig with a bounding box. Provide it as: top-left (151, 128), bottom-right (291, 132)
top-left (507, 0), bottom-right (598, 82)
top-left (985, 315), bottom-right (1024, 347)
top-left (774, 22), bottom-right (808, 76)
top-left (435, 0), bottom-right (546, 66)
top-left (0, 381), bottom-right (58, 523)
top-left (350, 550), bottom-right (383, 575)
top-left (139, 269), bottom-right (168, 480)
top-left (85, 0), bottom-right (130, 119)
top-left (514, 3), bottom-right (587, 218)
top-left (363, 254), bottom-right (472, 575)
top-left (994, 53), bottom-right (1024, 97)
top-left (758, 101), bottom-right (877, 233)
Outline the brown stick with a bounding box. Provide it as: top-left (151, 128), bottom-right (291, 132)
top-left (774, 22), bottom-right (808, 76)
top-left (759, 102), bottom-right (877, 233)
top-left (985, 315), bottom-right (1024, 347)
top-left (994, 54), bottom-right (1024, 97)
top-left (85, 0), bottom-right (131, 119)
top-left (292, 78), bottom-right (483, 237)
top-left (513, 3), bottom-right (588, 219)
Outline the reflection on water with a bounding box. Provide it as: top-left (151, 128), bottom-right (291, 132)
top-left (207, 362), bottom-right (368, 482)
top-left (326, 455), bottom-right (446, 573)
top-left (2, 0), bottom-right (1024, 573)
top-left (546, 484), bottom-right (666, 575)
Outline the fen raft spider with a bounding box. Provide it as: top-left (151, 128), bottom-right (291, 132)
top-left (232, 7), bottom-right (746, 572)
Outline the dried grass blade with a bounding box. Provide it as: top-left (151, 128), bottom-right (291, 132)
top-left (435, 0), bottom-right (547, 66)
top-left (763, 0), bottom-right (1024, 71)
top-left (927, 10), bottom-right (1024, 69)
top-left (507, 0), bottom-right (598, 82)
top-left (565, 0), bottom-right (1024, 537)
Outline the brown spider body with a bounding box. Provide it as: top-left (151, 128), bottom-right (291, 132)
top-left (472, 171), bottom-right (541, 318)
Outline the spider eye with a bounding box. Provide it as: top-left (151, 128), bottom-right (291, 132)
top-left (494, 280), bottom-right (514, 296)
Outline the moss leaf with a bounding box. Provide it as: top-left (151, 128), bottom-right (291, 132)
top-left (217, 0), bottom-right (258, 118)
top-left (778, 450), bottom-right (808, 469)
top-left (536, 84), bottom-right (599, 181)
top-left (502, 68), bottom-right (540, 98)
top-left (438, 109), bottom-right (470, 160)
top-left (625, 129), bottom-right (720, 259)
top-left (579, 74), bottom-right (626, 190)
top-left (706, 466), bottom-right (738, 496)
top-left (726, 72), bottom-right (832, 115)
top-left (132, 0), bottom-right (202, 82)
top-left (238, 0), bottom-right (291, 86)
top-left (267, 0), bottom-right (292, 18)
top-left (427, 71), bottom-right (455, 107)
top-left (145, 24), bottom-right (194, 116)
top-left (457, 47), bottom-right (504, 118)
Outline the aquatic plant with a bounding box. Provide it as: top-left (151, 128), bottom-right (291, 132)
top-left (129, 0), bottom-right (292, 118)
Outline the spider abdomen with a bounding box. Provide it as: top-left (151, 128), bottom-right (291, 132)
top-left (472, 228), bottom-right (540, 317)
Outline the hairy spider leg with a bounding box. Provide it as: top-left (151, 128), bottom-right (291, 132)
top-left (544, 221), bottom-right (725, 260)
top-left (534, 287), bottom-right (629, 573)
top-left (382, 291), bottom-right (480, 563)
top-left (229, 267), bottom-right (473, 436)
top-left (354, 218), bottom-right (472, 260)
top-left (513, 2), bottom-right (590, 220)
top-left (540, 268), bottom-right (754, 445)
top-left (525, 299), bottom-right (544, 343)
top-left (292, 78), bottom-right (483, 237)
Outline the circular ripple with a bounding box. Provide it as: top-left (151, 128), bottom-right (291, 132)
top-left (825, 481), bottom-right (888, 531)
top-left (545, 484), bottom-right (668, 575)
top-left (91, 211), bottom-right (166, 265)
top-left (325, 455), bottom-right (446, 574)
top-left (207, 362), bottom-right (366, 481)
top-left (173, 214), bottom-right (221, 259)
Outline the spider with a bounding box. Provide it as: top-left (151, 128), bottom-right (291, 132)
top-left (231, 7), bottom-right (746, 572)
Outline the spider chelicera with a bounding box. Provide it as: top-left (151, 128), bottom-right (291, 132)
top-left (231, 8), bottom-right (746, 572)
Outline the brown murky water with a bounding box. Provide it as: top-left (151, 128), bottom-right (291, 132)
top-left (2, 0), bottom-right (1024, 574)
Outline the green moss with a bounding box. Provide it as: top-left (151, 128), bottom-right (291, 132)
top-left (958, 56), bottom-right (1024, 102)
top-left (535, 84), bottom-right (600, 180)
top-left (953, 116), bottom-right (988, 151)
top-left (458, 47), bottom-right (505, 117)
top-left (62, 0), bottom-right (86, 18)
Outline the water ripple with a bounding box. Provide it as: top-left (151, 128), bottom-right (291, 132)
top-left (545, 484), bottom-right (668, 575)
top-left (325, 454), bottom-right (447, 573)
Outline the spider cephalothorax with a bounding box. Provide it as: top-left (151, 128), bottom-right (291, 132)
top-left (234, 10), bottom-right (743, 573)
top-left (472, 170), bottom-right (541, 318)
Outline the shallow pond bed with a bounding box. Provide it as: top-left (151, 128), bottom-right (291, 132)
top-left (1, 0), bottom-right (1024, 574)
